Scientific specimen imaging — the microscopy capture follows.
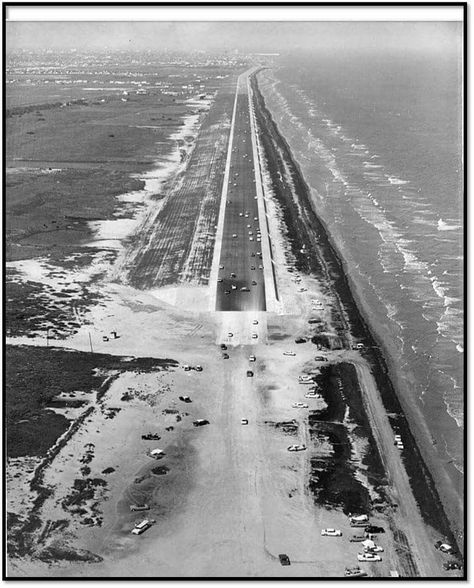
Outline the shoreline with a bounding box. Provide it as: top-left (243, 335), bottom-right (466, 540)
top-left (250, 71), bottom-right (462, 553)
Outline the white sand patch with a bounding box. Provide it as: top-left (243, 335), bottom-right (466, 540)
top-left (7, 457), bottom-right (43, 515)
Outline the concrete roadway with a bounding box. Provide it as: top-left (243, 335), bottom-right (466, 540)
top-left (215, 86), bottom-right (267, 312)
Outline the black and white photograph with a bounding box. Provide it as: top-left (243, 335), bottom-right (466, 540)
top-left (4, 3), bottom-right (465, 579)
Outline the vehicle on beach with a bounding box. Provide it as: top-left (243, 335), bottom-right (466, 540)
top-left (252, 333), bottom-right (258, 339)
top-left (130, 504), bottom-right (150, 512)
top-left (219, 265), bottom-right (224, 269)
top-left (224, 290), bottom-right (230, 295)
top-left (287, 444), bottom-right (306, 452)
top-left (252, 320), bottom-right (258, 325)
top-left (435, 541), bottom-right (456, 554)
top-left (222, 353), bottom-right (229, 359)
top-left (183, 365), bottom-right (191, 371)
top-left (349, 514), bottom-right (369, 523)
top-left (221, 344), bottom-right (227, 350)
top-left (131, 519), bottom-right (153, 535)
top-left (344, 567), bottom-right (367, 577)
top-left (350, 535), bottom-right (366, 542)
top-left (295, 337), bottom-right (307, 344)
top-left (358, 553), bottom-right (382, 562)
top-left (365, 545), bottom-right (384, 553)
top-left (283, 351), bottom-right (296, 356)
top-left (231, 284), bottom-right (237, 290)
top-left (443, 561), bottom-right (462, 571)
top-left (241, 287), bottom-right (250, 292)
top-left (249, 355), bottom-right (256, 362)
top-left (314, 356), bottom-right (328, 362)
top-left (228, 332), bottom-right (233, 337)
top-left (217, 278), bottom-right (223, 283)
top-left (321, 528), bottom-right (342, 537)
top-left (249, 237), bottom-right (254, 241)
top-left (141, 433), bottom-right (160, 440)
top-left (194, 365), bottom-right (203, 372)
top-left (250, 266), bottom-right (256, 270)
top-left (193, 419), bottom-right (210, 427)
top-left (230, 272), bottom-right (236, 278)
top-left (179, 395), bottom-right (192, 403)
top-left (365, 525), bottom-right (385, 534)
top-left (292, 402), bottom-right (309, 409)
top-left (298, 375), bottom-right (313, 382)
top-left (246, 370), bottom-right (254, 377)
top-left (241, 419), bottom-right (249, 425)
top-left (278, 554), bottom-right (291, 566)
top-left (305, 392), bottom-right (320, 399)
top-left (252, 280), bottom-right (257, 286)
top-left (232, 234), bottom-right (237, 238)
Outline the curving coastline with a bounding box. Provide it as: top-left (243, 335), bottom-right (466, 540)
top-left (250, 70), bottom-right (462, 554)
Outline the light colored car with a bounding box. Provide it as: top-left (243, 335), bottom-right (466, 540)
top-left (292, 402), bottom-right (309, 409)
top-left (249, 355), bottom-right (256, 362)
top-left (219, 265), bottom-right (224, 269)
top-left (252, 333), bottom-right (258, 339)
top-left (254, 217), bottom-right (258, 221)
top-left (283, 351), bottom-right (296, 356)
top-left (241, 287), bottom-right (250, 292)
top-left (217, 278), bottom-right (223, 283)
top-left (249, 237), bottom-right (254, 241)
top-left (358, 553), bottom-right (382, 562)
top-left (287, 444), bottom-right (306, 452)
top-left (321, 529), bottom-right (342, 537)
top-left (365, 545), bottom-right (384, 553)
top-left (305, 392), bottom-right (320, 399)
top-left (241, 419), bottom-right (249, 425)
top-left (232, 234), bottom-right (237, 238)
top-left (228, 332), bottom-right (233, 337)
top-left (252, 320), bottom-right (258, 325)
top-left (231, 284), bottom-right (237, 290)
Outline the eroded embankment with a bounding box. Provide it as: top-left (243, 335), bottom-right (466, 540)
top-left (250, 72), bottom-right (459, 552)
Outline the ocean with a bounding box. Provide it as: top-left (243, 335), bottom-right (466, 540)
top-left (258, 48), bottom-right (464, 479)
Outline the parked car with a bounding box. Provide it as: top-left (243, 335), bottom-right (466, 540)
top-left (224, 290), bottom-right (230, 295)
top-left (358, 553), bottom-right (382, 562)
top-left (321, 528), bottom-right (342, 537)
top-left (283, 351), bottom-right (296, 356)
top-left (305, 392), bottom-right (320, 399)
top-left (131, 519), bottom-right (152, 535)
top-left (228, 332), bottom-right (233, 338)
top-left (130, 504), bottom-right (150, 512)
top-left (344, 567), bottom-right (367, 577)
top-left (217, 278), bottom-right (223, 283)
top-left (278, 554), bottom-right (291, 566)
top-left (220, 344), bottom-right (227, 350)
top-left (252, 320), bottom-right (258, 325)
top-left (194, 365), bottom-right (203, 372)
top-left (241, 287), bottom-right (250, 292)
top-left (287, 444), bottom-right (306, 452)
top-left (246, 370), bottom-right (254, 377)
top-left (350, 535), bottom-right (366, 542)
top-left (252, 333), bottom-right (258, 339)
top-left (251, 280), bottom-right (257, 286)
top-left (292, 402), bottom-right (309, 409)
top-left (365, 525), bottom-right (385, 534)
top-left (241, 419), bottom-right (249, 425)
top-left (295, 337), bottom-right (307, 344)
top-left (222, 353), bottom-right (229, 359)
top-left (193, 419), bottom-right (210, 427)
top-left (179, 395), bottom-right (192, 403)
top-left (443, 561), bottom-right (462, 571)
top-left (435, 541), bottom-right (456, 555)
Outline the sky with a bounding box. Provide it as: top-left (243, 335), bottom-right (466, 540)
top-left (6, 20), bottom-right (462, 56)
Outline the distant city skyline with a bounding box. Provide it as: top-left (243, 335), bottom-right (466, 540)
top-left (7, 21), bottom-right (461, 56)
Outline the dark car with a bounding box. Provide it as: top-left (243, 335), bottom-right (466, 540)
top-left (222, 353), bottom-right (229, 359)
top-left (365, 525), bottom-right (385, 534)
top-left (279, 554), bottom-right (291, 566)
top-left (220, 344), bottom-right (227, 350)
top-left (193, 419), bottom-right (210, 427)
top-left (443, 561), bottom-right (462, 571)
top-left (246, 370), bottom-right (254, 377)
top-left (179, 396), bottom-right (192, 403)
top-left (295, 337), bottom-right (307, 344)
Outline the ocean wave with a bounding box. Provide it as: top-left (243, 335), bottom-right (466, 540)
top-left (437, 218), bottom-right (461, 231)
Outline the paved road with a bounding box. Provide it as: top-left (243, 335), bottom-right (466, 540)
top-left (215, 80), bottom-right (266, 312)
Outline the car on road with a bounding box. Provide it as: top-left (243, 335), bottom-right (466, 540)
top-left (219, 265), bottom-right (224, 269)
top-left (278, 554), bottom-right (291, 566)
top-left (230, 272), bottom-right (236, 278)
top-left (231, 284), bottom-right (237, 290)
top-left (258, 264), bottom-right (263, 269)
top-left (222, 353), bottom-right (229, 359)
top-left (241, 419), bottom-right (249, 425)
top-left (217, 278), bottom-right (223, 283)
top-left (292, 402), bottom-right (309, 409)
top-left (232, 234), bottom-right (237, 238)
top-left (254, 217), bottom-right (258, 221)
top-left (358, 553), bottom-right (382, 562)
top-left (321, 529), bottom-right (342, 537)
top-left (249, 355), bottom-right (256, 362)
top-left (283, 351), bottom-right (296, 356)
top-left (287, 444), bottom-right (306, 452)
top-left (241, 287), bottom-right (250, 292)
top-left (251, 333), bottom-right (258, 339)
